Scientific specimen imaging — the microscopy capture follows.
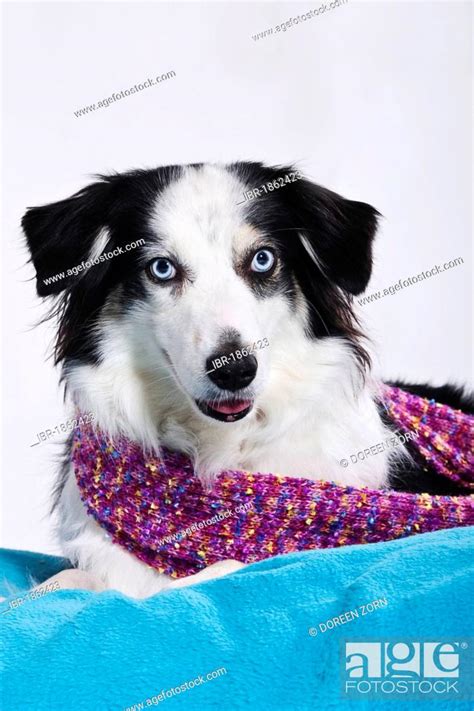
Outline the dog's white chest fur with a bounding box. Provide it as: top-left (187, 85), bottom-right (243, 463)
top-left (59, 328), bottom-right (394, 598)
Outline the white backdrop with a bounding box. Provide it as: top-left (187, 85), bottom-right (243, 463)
top-left (2, 1), bottom-right (472, 554)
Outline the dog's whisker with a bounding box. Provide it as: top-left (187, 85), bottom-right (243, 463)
top-left (269, 227), bottom-right (307, 233)
top-left (306, 301), bottom-right (331, 337)
top-left (146, 373), bottom-right (179, 387)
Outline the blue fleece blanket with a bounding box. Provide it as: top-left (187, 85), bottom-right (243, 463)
top-left (1, 528), bottom-right (473, 711)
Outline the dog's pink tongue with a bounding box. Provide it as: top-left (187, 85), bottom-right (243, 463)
top-left (210, 399), bottom-right (251, 414)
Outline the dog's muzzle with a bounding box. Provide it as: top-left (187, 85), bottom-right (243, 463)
top-left (195, 341), bottom-right (258, 422)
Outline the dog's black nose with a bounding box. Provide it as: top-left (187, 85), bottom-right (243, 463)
top-left (206, 344), bottom-right (258, 391)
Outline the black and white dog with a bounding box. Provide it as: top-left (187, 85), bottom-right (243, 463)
top-left (22, 162), bottom-right (472, 596)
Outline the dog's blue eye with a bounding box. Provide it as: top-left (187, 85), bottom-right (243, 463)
top-left (251, 249), bottom-right (275, 273)
top-left (148, 258), bottom-right (177, 282)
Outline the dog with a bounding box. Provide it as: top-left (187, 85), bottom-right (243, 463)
top-left (22, 162), bottom-right (473, 597)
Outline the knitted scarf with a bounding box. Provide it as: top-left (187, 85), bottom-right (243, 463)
top-left (73, 386), bottom-right (474, 579)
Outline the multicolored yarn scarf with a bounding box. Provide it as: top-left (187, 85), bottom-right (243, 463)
top-left (73, 385), bottom-right (474, 579)
top-left (383, 386), bottom-right (473, 486)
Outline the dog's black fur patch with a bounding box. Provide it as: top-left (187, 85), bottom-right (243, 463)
top-left (23, 166), bottom-right (185, 363)
top-left (230, 162), bottom-right (379, 373)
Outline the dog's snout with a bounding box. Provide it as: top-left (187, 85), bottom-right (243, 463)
top-left (206, 343), bottom-right (258, 391)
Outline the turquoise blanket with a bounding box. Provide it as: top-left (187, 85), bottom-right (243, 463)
top-left (1, 528), bottom-right (473, 710)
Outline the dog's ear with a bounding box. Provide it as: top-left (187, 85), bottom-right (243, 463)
top-left (284, 178), bottom-right (380, 296)
top-left (22, 180), bottom-right (113, 297)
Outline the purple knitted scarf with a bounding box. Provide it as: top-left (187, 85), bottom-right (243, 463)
top-left (73, 385), bottom-right (473, 578)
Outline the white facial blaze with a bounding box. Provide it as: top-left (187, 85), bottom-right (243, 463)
top-left (145, 165), bottom-right (282, 401)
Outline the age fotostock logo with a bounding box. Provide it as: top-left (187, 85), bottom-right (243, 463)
top-left (342, 640), bottom-right (472, 700)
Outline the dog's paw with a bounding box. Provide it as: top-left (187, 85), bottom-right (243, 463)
top-left (38, 569), bottom-right (106, 593)
top-left (169, 559), bottom-right (246, 589)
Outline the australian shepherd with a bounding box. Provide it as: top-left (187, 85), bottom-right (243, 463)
top-left (22, 162), bottom-right (473, 596)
